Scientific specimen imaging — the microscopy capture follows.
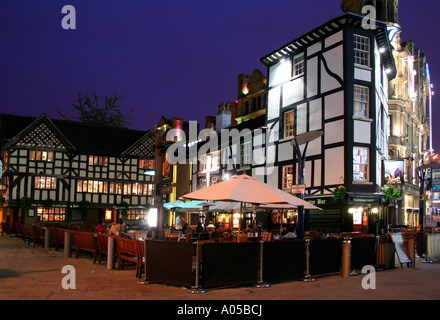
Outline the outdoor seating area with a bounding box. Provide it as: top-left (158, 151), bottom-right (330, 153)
top-left (11, 223), bottom-right (146, 279)
top-left (2, 220), bottom-right (437, 293)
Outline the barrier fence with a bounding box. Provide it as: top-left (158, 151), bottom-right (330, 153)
top-left (142, 237), bottom-right (379, 291)
top-left (15, 224), bottom-right (428, 292)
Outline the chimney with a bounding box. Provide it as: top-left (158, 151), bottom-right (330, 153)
top-left (216, 103), bottom-right (231, 133)
top-left (205, 116), bottom-right (216, 130)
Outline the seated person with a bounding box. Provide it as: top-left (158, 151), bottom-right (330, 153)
top-left (94, 222), bottom-right (107, 234)
top-left (119, 225), bottom-right (132, 239)
top-left (109, 221), bottom-right (120, 236)
top-left (195, 222), bottom-right (205, 234)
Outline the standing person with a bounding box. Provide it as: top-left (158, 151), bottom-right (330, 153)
top-left (175, 213), bottom-right (184, 233)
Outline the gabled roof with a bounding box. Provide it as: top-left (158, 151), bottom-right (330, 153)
top-left (122, 130), bottom-right (156, 158)
top-left (1, 114), bottom-right (75, 152)
top-left (0, 113), bottom-right (154, 158)
top-left (260, 13), bottom-right (397, 79)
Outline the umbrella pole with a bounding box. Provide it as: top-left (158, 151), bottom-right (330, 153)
top-left (238, 203), bottom-right (243, 242)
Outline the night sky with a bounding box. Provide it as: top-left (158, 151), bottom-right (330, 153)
top-left (1, 0), bottom-right (439, 153)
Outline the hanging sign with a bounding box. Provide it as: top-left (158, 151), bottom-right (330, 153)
top-left (291, 184), bottom-right (306, 194)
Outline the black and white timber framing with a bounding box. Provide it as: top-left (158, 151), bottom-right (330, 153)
top-left (0, 113), bottom-right (155, 226)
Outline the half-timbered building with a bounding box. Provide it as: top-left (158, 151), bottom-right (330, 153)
top-left (257, 12), bottom-right (397, 233)
top-left (0, 113), bottom-right (156, 231)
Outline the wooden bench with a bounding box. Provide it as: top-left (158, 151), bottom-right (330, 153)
top-left (97, 233), bottom-right (117, 264)
top-left (136, 239), bottom-right (145, 278)
top-left (47, 227), bottom-right (64, 250)
top-left (25, 225), bottom-right (37, 246)
top-left (166, 233), bottom-right (180, 242)
top-left (1, 222), bottom-right (9, 237)
top-left (72, 231), bottom-right (98, 263)
top-left (34, 226), bottom-right (45, 247)
top-left (115, 237), bottom-right (138, 275)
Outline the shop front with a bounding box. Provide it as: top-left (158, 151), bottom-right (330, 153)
top-left (347, 196), bottom-right (382, 235)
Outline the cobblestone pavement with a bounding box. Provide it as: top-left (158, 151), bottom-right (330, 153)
top-left (1, 235), bottom-right (440, 301)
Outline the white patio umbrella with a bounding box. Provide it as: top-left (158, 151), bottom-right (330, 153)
top-left (180, 173), bottom-right (320, 210)
top-left (180, 173), bottom-right (321, 236)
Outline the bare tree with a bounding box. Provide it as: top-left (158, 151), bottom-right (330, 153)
top-left (56, 92), bottom-right (134, 128)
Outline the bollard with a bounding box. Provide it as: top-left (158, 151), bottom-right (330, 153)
top-left (107, 236), bottom-right (115, 270)
top-left (341, 239), bottom-right (351, 278)
top-left (44, 228), bottom-right (51, 250)
top-left (64, 231), bottom-right (72, 258)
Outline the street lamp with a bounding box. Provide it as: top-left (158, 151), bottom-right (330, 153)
top-left (290, 130), bottom-right (324, 240)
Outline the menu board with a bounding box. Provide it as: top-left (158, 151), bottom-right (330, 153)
top-left (308, 209), bottom-right (341, 233)
top-left (390, 233), bottom-right (412, 266)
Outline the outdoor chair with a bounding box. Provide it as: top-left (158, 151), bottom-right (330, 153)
top-left (72, 231), bottom-right (98, 263)
top-left (20, 224), bottom-right (28, 242)
top-left (136, 239), bottom-right (145, 278)
top-left (115, 237), bottom-right (138, 275)
top-left (26, 225), bottom-right (37, 246)
top-left (236, 233), bottom-right (248, 242)
top-left (1, 222), bottom-right (9, 237)
top-left (34, 226), bottom-right (45, 247)
top-left (261, 232), bottom-right (273, 242)
top-left (166, 233), bottom-right (180, 242)
top-left (52, 228), bottom-right (65, 250)
top-left (97, 233), bottom-right (116, 264)
top-left (15, 222), bottom-right (22, 238)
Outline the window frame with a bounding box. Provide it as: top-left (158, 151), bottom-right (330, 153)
top-left (282, 165), bottom-right (294, 191)
top-left (284, 110), bottom-right (295, 139)
top-left (353, 147), bottom-right (370, 182)
top-left (353, 84), bottom-right (370, 118)
top-left (35, 176), bottom-right (57, 190)
top-left (240, 140), bottom-right (252, 168)
top-left (293, 53), bottom-right (305, 77)
top-left (354, 34), bottom-right (371, 67)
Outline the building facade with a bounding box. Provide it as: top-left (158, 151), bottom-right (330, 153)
top-left (0, 114), bottom-right (156, 231)
top-left (258, 12), bottom-right (397, 233)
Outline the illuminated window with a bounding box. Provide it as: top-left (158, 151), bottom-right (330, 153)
top-left (29, 150), bottom-right (53, 162)
top-left (139, 159), bottom-right (154, 169)
top-left (284, 110), bottom-right (295, 139)
top-left (37, 207), bottom-right (66, 222)
top-left (353, 147), bottom-right (369, 182)
top-left (76, 180), bottom-right (108, 193)
top-left (35, 176), bottom-right (57, 189)
top-left (123, 183), bottom-right (132, 195)
top-left (109, 182), bottom-right (122, 194)
top-left (282, 165), bottom-right (294, 191)
top-left (293, 54), bottom-right (304, 76)
top-left (88, 156), bottom-right (108, 166)
top-left (354, 34), bottom-right (370, 67)
top-left (354, 85), bottom-right (369, 117)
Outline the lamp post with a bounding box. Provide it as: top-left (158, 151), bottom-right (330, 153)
top-left (290, 130), bottom-right (323, 240)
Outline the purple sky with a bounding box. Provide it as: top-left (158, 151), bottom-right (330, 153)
top-left (1, 0), bottom-right (439, 153)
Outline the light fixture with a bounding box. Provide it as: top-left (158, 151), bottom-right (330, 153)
top-left (144, 170), bottom-right (155, 176)
top-left (147, 208), bottom-right (158, 228)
